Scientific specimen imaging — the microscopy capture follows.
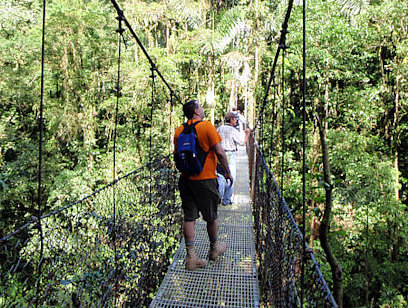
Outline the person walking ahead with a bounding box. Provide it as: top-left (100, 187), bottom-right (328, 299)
top-left (174, 100), bottom-right (232, 270)
top-left (217, 112), bottom-right (250, 206)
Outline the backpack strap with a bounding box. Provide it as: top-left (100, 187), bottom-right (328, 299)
top-left (181, 120), bottom-right (202, 137)
top-left (187, 120), bottom-right (208, 164)
top-left (190, 121), bottom-right (206, 150)
top-left (185, 120), bottom-right (201, 127)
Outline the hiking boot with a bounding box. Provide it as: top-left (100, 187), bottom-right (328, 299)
top-left (185, 246), bottom-right (207, 270)
top-left (209, 241), bottom-right (226, 261)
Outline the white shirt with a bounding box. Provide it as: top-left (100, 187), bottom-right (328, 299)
top-left (234, 112), bottom-right (246, 132)
top-left (217, 124), bottom-right (244, 152)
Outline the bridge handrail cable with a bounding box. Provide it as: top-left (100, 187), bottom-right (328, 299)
top-left (0, 155), bottom-right (172, 244)
top-left (256, 139), bottom-right (337, 305)
top-left (249, 135), bottom-right (337, 307)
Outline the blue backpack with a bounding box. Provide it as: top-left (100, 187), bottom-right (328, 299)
top-left (174, 121), bottom-right (208, 176)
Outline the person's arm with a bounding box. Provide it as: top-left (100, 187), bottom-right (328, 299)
top-left (213, 143), bottom-right (233, 187)
top-left (240, 128), bottom-right (251, 146)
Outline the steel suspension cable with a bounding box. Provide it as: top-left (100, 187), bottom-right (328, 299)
top-left (365, 195), bottom-right (369, 305)
top-left (109, 0), bottom-right (182, 105)
top-left (260, 107), bottom-right (264, 154)
top-left (113, 12), bottom-right (125, 288)
top-left (253, 0), bottom-right (294, 132)
top-left (169, 92), bottom-right (174, 152)
top-left (301, 0), bottom-right (307, 304)
top-left (280, 46), bottom-right (286, 192)
top-left (36, 0), bottom-right (46, 302)
top-left (149, 66), bottom-right (156, 207)
top-left (270, 77), bottom-right (278, 169)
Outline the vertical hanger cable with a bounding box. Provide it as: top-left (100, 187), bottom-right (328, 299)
top-left (36, 0), bottom-right (47, 301)
top-left (280, 46), bottom-right (286, 192)
top-left (113, 11), bottom-right (125, 287)
top-left (301, 0), bottom-right (307, 304)
top-left (149, 66), bottom-right (156, 207)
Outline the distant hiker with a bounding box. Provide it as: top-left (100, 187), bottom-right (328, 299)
top-left (232, 106), bottom-right (247, 132)
top-left (217, 112), bottom-right (250, 206)
top-left (174, 100), bottom-right (232, 270)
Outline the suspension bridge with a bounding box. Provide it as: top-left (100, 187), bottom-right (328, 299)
top-left (1, 0), bottom-right (338, 307)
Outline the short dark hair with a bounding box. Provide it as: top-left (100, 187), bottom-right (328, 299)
top-left (183, 100), bottom-right (198, 119)
top-left (225, 112), bottom-right (236, 123)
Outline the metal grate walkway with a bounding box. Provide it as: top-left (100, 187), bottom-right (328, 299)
top-left (150, 147), bottom-right (260, 307)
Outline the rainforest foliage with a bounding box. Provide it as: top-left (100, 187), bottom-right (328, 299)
top-left (1, 0), bottom-right (407, 306)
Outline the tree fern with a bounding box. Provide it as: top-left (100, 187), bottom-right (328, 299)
top-left (334, 0), bottom-right (370, 16)
top-left (213, 7), bottom-right (252, 54)
top-left (167, 0), bottom-right (203, 29)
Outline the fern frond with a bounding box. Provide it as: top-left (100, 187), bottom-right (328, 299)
top-left (221, 51), bottom-right (252, 72)
top-left (167, 0), bottom-right (203, 29)
top-left (213, 7), bottom-right (252, 53)
top-left (128, 1), bottom-right (166, 28)
top-left (334, 0), bottom-right (370, 16)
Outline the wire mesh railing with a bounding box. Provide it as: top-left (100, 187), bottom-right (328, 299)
top-left (0, 156), bottom-right (182, 307)
top-left (1, 140), bottom-right (339, 307)
top-left (248, 134), bottom-right (337, 307)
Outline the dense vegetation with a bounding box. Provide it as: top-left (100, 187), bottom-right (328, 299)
top-left (1, 0), bottom-right (407, 306)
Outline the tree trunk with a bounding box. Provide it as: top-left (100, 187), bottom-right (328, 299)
top-left (208, 16), bottom-right (216, 124)
top-left (207, 79), bottom-right (215, 124)
top-left (324, 76), bottom-right (329, 132)
top-left (250, 0), bottom-right (259, 129)
top-left (389, 74), bottom-right (401, 287)
top-left (309, 127), bottom-right (320, 247)
top-left (165, 25), bottom-right (170, 52)
top-left (228, 77), bottom-right (236, 111)
top-left (316, 115), bottom-right (343, 307)
top-left (393, 75), bottom-right (400, 202)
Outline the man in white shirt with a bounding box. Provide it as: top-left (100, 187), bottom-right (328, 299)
top-left (217, 112), bottom-right (250, 205)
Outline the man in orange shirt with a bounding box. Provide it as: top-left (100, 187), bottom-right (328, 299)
top-left (174, 100), bottom-right (232, 270)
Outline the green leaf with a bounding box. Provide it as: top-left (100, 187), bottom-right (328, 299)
top-left (60, 280), bottom-right (71, 286)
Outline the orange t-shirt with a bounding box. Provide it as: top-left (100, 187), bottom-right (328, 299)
top-left (174, 119), bottom-right (221, 180)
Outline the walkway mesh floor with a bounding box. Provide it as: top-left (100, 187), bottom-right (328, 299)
top-left (150, 148), bottom-right (260, 308)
